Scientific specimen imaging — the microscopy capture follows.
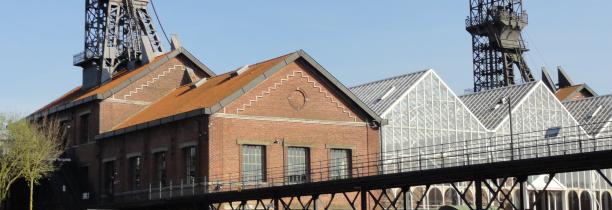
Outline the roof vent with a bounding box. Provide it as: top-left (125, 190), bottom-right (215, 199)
top-left (191, 78), bottom-right (208, 88)
top-left (492, 97), bottom-right (509, 110)
top-left (235, 65), bottom-right (250, 75)
top-left (589, 105), bottom-right (603, 119)
top-left (378, 86), bottom-right (396, 101)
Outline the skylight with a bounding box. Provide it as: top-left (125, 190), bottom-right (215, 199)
top-left (545, 127), bottom-right (561, 138)
top-left (378, 86), bottom-right (396, 101)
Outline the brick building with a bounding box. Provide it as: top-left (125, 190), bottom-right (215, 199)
top-left (30, 47), bottom-right (383, 209)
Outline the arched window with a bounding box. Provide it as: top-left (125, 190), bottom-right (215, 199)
top-left (568, 191), bottom-right (580, 210)
top-left (481, 189), bottom-right (489, 207)
top-left (602, 192), bottom-right (612, 210)
top-left (444, 188), bottom-right (460, 206)
top-left (465, 190), bottom-right (474, 206)
top-left (428, 188), bottom-right (443, 210)
top-left (412, 187), bottom-right (426, 210)
top-left (581, 191), bottom-right (592, 210)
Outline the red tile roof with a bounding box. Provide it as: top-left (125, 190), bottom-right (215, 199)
top-left (114, 53), bottom-right (290, 130)
top-left (35, 53), bottom-right (171, 114)
top-left (31, 48), bottom-right (214, 118)
top-left (555, 85), bottom-right (583, 101)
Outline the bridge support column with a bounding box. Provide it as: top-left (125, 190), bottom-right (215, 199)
top-left (274, 198), bottom-right (280, 210)
top-left (402, 187), bottom-right (409, 210)
top-left (518, 176), bottom-right (527, 210)
top-left (361, 188), bottom-right (368, 210)
top-left (199, 202), bottom-right (211, 210)
top-left (313, 194), bottom-right (319, 210)
top-left (476, 181), bottom-right (483, 210)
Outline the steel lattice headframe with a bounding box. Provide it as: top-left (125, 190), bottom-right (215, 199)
top-left (466, 0), bottom-right (535, 92)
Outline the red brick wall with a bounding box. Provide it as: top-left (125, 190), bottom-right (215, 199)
top-left (225, 61), bottom-right (363, 122)
top-left (79, 57), bottom-right (380, 202)
top-left (208, 60), bottom-right (380, 182)
top-left (97, 117), bottom-right (207, 195)
top-left (98, 101), bottom-right (145, 133)
top-left (98, 56), bottom-right (210, 133)
top-left (112, 57), bottom-right (206, 102)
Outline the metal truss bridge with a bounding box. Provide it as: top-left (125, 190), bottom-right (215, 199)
top-left (97, 122), bottom-right (612, 210)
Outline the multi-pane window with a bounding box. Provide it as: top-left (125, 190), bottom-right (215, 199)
top-left (287, 147), bottom-right (309, 183)
top-left (59, 120), bottom-right (71, 146)
top-left (242, 145), bottom-right (265, 183)
top-left (184, 147), bottom-right (197, 184)
top-left (128, 156), bottom-right (141, 190)
top-left (79, 114), bottom-right (90, 144)
top-left (103, 161), bottom-right (116, 195)
top-left (154, 152), bottom-right (167, 186)
top-left (79, 166), bottom-right (89, 192)
top-left (330, 149), bottom-right (351, 180)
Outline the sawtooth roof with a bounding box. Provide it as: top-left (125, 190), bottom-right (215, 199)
top-left (100, 50), bottom-right (383, 139)
top-left (563, 94), bottom-right (612, 136)
top-left (459, 82), bottom-right (540, 130)
top-left (30, 48), bottom-right (215, 119)
top-left (349, 70), bottom-right (430, 115)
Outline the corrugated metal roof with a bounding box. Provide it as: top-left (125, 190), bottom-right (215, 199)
top-left (459, 82), bottom-right (540, 130)
top-left (349, 70), bottom-right (430, 115)
top-left (563, 94), bottom-right (612, 136)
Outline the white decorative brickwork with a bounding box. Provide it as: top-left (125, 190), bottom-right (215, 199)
top-left (122, 65), bottom-right (185, 100)
top-left (236, 71), bottom-right (357, 121)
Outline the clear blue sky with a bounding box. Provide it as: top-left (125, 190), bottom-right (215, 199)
top-left (0, 1), bottom-right (610, 114)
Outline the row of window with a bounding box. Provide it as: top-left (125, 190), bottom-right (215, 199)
top-left (101, 145), bottom-right (352, 194)
top-left (241, 145), bottom-right (352, 183)
top-left (59, 113), bottom-right (91, 145)
top-left (103, 146), bottom-right (197, 194)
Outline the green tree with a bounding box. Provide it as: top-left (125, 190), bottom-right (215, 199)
top-left (0, 114), bottom-right (26, 207)
top-left (6, 117), bottom-right (63, 210)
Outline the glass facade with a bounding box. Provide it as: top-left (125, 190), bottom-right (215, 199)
top-left (495, 84), bottom-right (585, 160)
top-left (242, 145), bottom-right (265, 182)
top-left (287, 147), bottom-right (309, 183)
top-left (330, 149), bottom-right (351, 180)
top-left (371, 71), bottom-right (612, 209)
top-left (381, 72), bottom-right (488, 172)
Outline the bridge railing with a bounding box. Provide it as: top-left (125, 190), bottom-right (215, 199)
top-left (107, 121), bottom-right (612, 204)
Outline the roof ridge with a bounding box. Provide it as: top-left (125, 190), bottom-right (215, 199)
top-left (228, 51), bottom-right (298, 73)
top-left (350, 69), bottom-right (431, 89)
top-left (459, 81), bottom-right (540, 97)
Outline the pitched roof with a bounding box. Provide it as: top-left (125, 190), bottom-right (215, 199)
top-left (99, 50), bottom-right (383, 139)
top-left (114, 54), bottom-right (290, 130)
top-left (29, 48), bottom-right (215, 119)
top-left (563, 94), bottom-right (612, 136)
top-left (555, 84), bottom-right (597, 102)
top-left (349, 70), bottom-right (430, 115)
top-left (459, 82), bottom-right (540, 130)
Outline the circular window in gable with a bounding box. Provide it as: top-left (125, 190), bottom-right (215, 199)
top-left (287, 89), bottom-right (307, 111)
